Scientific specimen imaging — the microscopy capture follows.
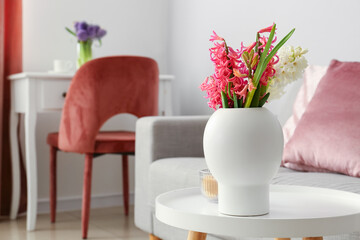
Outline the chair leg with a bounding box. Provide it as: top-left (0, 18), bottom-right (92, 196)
top-left (50, 146), bottom-right (57, 223)
top-left (122, 155), bottom-right (129, 216)
top-left (82, 154), bottom-right (93, 239)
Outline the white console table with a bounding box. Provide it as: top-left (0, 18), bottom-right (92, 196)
top-left (8, 72), bottom-right (174, 231)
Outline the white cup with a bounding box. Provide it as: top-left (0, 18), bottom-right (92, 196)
top-left (53, 60), bottom-right (73, 73)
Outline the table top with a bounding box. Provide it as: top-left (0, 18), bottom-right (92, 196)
top-left (8, 72), bottom-right (175, 81)
top-left (156, 186), bottom-right (360, 238)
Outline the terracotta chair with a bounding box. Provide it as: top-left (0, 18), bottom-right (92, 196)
top-left (46, 56), bottom-right (159, 239)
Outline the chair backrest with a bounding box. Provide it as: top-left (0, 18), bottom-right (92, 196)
top-left (58, 56), bottom-right (159, 153)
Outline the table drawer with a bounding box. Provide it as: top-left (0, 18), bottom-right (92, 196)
top-left (40, 80), bottom-right (71, 110)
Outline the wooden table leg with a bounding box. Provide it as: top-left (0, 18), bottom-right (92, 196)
top-left (303, 238), bottom-right (323, 240)
top-left (149, 234), bottom-right (162, 240)
top-left (187, 231), bottom-right (207, 240)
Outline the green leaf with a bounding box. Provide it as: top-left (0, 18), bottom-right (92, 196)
top-left (245, 26), bottom-right (295, 108)
top-left (249, 49), bottom-right (254, 62)
top-left (233, 92), bottom-right (238, 108)
top-left (255, 33), bottom-right (260, 53)
top-left (250, 85), bottom-right (261, 107)
top-left (265, 81), bottom-right (271, 92)
top-left (65, 27), bottom-right (77, 37)
top-left (239, 97), bottom-right (243, 108)
top-left (257, 28), bottom-right (295, 83)
top-left (227, 82), bottom-right (232, 99)
top-left (221, 91), bottom-right (228, 108)
top-left (242, 51), bottom-right (250, 62)
top-left (245, 24), bottom-right (276, 108)
top-left (264, 28), bottom-right (295, 67)
top-left (259, 84), bottom-right (267, 99)
top-left (254, 24), bottom-right (276, 80)
top-left (259, 92), bottom-right (270, 107)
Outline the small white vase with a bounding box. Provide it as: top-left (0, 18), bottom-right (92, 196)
top-left (203, 108), bottom-right (283, 216)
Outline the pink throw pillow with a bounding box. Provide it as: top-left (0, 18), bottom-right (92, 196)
top-left (282, 65), bottom-right (328, 145)
top-left (282, 60), bottom-right (360, 177)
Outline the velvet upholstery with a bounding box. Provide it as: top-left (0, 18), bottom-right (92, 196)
top-left (47, 56), bottom-right (159, 239)
top-left (47, 131), bottom-right (135, 154)
top-left (282, 65), bottom-right (327, 146)
top-left (58, 56), bottom-right (159, 153)
top-left (283, 60), bottom-right (360, 177)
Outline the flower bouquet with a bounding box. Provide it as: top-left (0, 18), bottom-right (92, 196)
top-left (201, 24), bottom-right (308, 216)
top-left (66, 21), bottom-right (107, 68)
top-left (200, 23), bottom-right (307, 109)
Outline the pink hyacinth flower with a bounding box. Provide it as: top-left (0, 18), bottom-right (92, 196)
top-left (233, 69), bottom-right (242, 78)
top-left (248, 81), bottom-right (256, 92)
top-left (258, 23), bottom-right (275, 33)
top-left (233, 69), bottom-right (247, 78)
top-left (244, 42), bottom-right (256, 53)
top-left (209, 31), bottom-right (224, 41)
top-left (235, 85), bottom-right (248, 103)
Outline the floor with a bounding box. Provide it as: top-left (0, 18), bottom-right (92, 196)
top-left (0, 206), bottom-right (148, 240)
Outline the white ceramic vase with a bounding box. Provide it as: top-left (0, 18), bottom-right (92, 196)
top-left (203, 108), bottom-right (284, 216)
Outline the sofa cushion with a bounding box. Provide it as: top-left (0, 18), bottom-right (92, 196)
top-left (149, 157), bottom-right (360, 208)
top-left (282, 65), bottom-right (327, 145)
top-left (273, 167), bottom-right (360, 194)
top-left (283, 60), bottom-right (360, 177)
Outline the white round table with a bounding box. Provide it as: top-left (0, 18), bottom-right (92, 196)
top-left (156, 185), bottom-right (360, 240)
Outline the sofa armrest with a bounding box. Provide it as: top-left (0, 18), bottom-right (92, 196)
top-left (138, 115), bottom-right (209, 160)
top-left (134, 115), bottom-right (209, 233)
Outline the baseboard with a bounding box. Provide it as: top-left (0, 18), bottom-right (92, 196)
top-left (37, 193), bottom-right (134, 214)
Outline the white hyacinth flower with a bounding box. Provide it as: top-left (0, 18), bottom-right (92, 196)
top-left (268, 46), bottom-right (308, 100)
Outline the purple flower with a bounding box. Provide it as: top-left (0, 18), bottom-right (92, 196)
top-left (78, 21), bottom-right (88, 31)
top-left (67, 20), bottom-right (106, 42)
top-left (87, 25), bottom-right (99, 38)
top-left (74, 22), bottom-right (80, 31)
top-left (77, 29), bottom-right (89, 41)
top-left (96, 29), bottom-right (107, 39)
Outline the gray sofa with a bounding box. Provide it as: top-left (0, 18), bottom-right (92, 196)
top-left (134, 81), bottom-right (360, 240)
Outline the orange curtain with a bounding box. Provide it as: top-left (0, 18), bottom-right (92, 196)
top-left (0, 0), bottom-right (26, 216)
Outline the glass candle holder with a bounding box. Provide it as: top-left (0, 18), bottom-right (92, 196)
top-left (199, 169), bottom-right (218, 202)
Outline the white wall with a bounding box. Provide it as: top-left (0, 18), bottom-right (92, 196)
top-left (21, 0), bottom-right (360, 211)
top-left (23, 0), bottom-right (169, 73)
top-left (168, 0), bottom-right (360, 116)
top-left (22, 0), bottom-right (169, 210)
